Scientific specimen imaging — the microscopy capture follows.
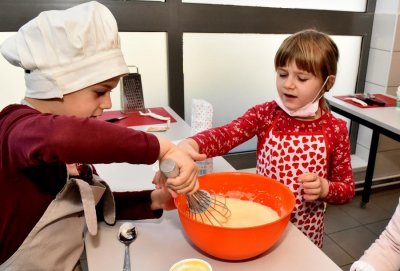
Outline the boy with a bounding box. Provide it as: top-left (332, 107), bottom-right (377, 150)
top-left (0, 2), bottom-right (198, 270)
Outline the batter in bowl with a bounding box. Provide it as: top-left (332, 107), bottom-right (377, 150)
top-left (194, 197), bottom-right (280, 228)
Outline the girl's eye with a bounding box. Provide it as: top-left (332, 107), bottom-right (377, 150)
top-left (298, 77), bottom-right (308, 82)
top-left (278, 73), bottom-right (288, 78)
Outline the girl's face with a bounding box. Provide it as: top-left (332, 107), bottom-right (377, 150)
top-left (276, 61), bottom-right (324, 111)
top-left (56, 76), bottom-right (120, 118)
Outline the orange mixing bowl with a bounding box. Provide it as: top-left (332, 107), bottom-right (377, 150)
top-left (175, 172), bottom-right (295, 261)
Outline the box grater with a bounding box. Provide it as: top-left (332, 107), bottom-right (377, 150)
top-left (120, 66), bottom-right (145, 113)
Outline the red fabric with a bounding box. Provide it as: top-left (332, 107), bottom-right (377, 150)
top-left (0, 104), bottom-right (162, 264)
top-left (257, 113), bottom-right (329, 247)
top-left (191, 101), bottom-right (354, 243)
top-left (97, 107), bottom-right (177, 126)
top-left (335, 94), bottom-right (396, 108)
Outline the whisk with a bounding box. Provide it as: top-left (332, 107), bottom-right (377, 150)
top-left (159, 159), bottom-right (231, 226)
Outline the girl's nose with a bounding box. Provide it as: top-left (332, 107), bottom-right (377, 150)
top-left (284, 76), bottom-right (295, 89)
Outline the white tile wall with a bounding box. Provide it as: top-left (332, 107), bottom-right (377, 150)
top-left (370, 13), bottom-right (396, 51)
top-left (357, 126), bottom-right (373, 149)
top-left (364, 82), bottom-right (387, 93)
top-left (375, 0), bottom-right (399, 14)
top-left (365, 48), bottom-right (392, 86)
top-left (355, 143), bottom-right (370, 163)
top-left (361, 0), bottom-right (400, 181)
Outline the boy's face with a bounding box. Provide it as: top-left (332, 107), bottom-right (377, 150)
top-left (276, 61), bottom-right (324, 111)
top-left (56, 76), bottom-right (120, 118)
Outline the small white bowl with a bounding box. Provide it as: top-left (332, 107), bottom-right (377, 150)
top-left (169, 258), bottom-right (212, 271)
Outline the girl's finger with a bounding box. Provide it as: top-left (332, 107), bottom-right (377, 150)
top-left (303, 188), bottom-right (320, 196)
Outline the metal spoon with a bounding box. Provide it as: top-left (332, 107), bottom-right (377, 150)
top-left (118, 222), bottom-right (137, 271)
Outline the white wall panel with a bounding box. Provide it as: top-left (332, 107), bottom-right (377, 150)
top-left (0, 32), bottom-right (169, 111)
top-left (0, 32), bottom-right (25, 109)
top-left (366, 48), bottom-right (392, 87)
top-left (183, 33), bottom-right (362, 152)
top-left (375, 0), bottom-right (399, 14)
top-left (118, 32), bottom-right (169, 110)
top-left (182, 0), bottom-right (367, 12)
top-left (370, 13), bottom-right (397, 51)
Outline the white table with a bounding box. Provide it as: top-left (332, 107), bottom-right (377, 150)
top-left (85, 106), bottom-right (341, 271)
top-left (326, 94), bottom-right (400, 206)
top-left (86, 213), bottom-right (340, 271)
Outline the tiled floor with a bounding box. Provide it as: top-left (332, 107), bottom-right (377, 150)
top-left (323, 188), bottom-right (400, 271)
top-left (233, 164), bottom-right (400, 271)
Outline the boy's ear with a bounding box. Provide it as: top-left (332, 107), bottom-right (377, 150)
top-left (326, 75), bottom-right (336, 92)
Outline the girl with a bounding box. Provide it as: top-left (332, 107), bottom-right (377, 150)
top-left (0, 2), bottom-right (198, 270)
top-left (178, 29), bottom-right (355, 247)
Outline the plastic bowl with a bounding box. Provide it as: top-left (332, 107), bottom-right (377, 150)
top-left (175, 172), bottom-right (295, 260)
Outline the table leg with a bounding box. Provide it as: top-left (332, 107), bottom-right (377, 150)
top-left (361, 130), bottom-right (380, 208)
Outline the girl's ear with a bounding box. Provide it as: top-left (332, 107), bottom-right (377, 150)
top-left (326, 75), bottom-right (336, 92)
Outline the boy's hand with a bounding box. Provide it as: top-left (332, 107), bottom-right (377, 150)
top-left (157, 137), bottom-right (199, 195)
top-left (152, 170), bottom-right (178, 198)
top-left (150, 177), bottom-right (176, 211)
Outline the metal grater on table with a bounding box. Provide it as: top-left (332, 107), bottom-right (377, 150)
top-left (121, 66), bottom-right (145, 113)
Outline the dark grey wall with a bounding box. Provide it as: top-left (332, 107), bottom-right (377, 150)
top-left (0, 0), bottom-right (376, 153)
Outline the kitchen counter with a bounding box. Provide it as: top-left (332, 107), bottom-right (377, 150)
top-left (85, 211), bottom-right (340, 271)
top-left (326, 94), bottom-right (400, 206)
top-left (84, 106), bottom-right (341, 270)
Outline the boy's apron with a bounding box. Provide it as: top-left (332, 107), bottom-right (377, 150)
top-left (0, 172), bottom-right (115, 271)
top-left (256, 112), bottom-right (330, 248)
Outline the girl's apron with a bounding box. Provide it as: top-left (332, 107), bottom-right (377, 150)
top-left (257, 112), bottom-right (330, 247)
top-left (0, 170), bottom-right (115, 271)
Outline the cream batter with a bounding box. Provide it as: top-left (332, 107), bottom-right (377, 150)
top-left (194, 197), bottom-right (280, 228)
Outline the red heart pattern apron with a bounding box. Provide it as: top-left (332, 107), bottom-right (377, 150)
top-left (257, 113), bottom-right (329, 247)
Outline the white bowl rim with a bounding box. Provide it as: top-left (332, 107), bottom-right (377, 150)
top-left (169, 258), bottom-right (212, 271)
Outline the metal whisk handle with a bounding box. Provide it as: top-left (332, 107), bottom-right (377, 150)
top-left (159, 159), bottom-right (231, 226)
top-left (159, 159), bottom-right (179, 178)
top-left (160, 159), bottom-right (212, 214)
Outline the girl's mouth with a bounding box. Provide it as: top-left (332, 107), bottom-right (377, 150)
top-left (283, 93), bottom-right (297, 100)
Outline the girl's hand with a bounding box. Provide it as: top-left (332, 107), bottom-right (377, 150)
top-left (298, 172), bottom-right (329, 201)
top-left (177, 138), bottom-right (207, 162)
top-left (157, 137), bottom-right (199, 195)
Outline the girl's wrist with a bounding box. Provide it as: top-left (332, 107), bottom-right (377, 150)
top-left (320, 178), bottom-right (329, 199)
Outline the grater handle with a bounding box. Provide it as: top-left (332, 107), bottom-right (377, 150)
top-left (128, 65), bottom-right (139, 74)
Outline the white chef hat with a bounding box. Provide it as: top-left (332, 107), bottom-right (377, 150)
top-left (0, 1), bottom-right (129, 99)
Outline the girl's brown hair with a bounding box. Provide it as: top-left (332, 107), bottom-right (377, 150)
top-left (274, 29), bottom-right (339, 110)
